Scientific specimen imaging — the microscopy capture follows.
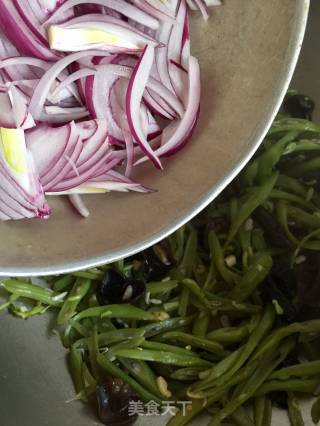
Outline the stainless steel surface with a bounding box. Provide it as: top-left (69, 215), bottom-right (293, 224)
top-left (0, 1), bottom-right (318, 426)
top-left (0, 0), bottom-right (309, 276)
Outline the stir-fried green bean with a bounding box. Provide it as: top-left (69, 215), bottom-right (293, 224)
top-left (3, 111), bottom-right (320, 426)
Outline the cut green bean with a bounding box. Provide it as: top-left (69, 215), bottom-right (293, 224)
top-left (311, 397), bottom-right (320, 425)
top-left (52, 275), bottom-right (75, 292)
top-left (255, 378), bottom-right (320, 396)
top-left (68, 346), bottom-right (84, 394)
top-left (58, 279), bottom-right (91, 324)
top-left (192, 311), bottom-right (210, 338)
top-left (206, 325), bottom-right (249, 345)
top-left (142, 340), bottom-right (199, 358)
top-left (228, 254), bottom-right (273, 302)
top-left (269, 360), bottom-right (320, 381)
top-left (72, 304), bottom-right (167, 322)
top-left (208, 230), bottom-right (239, 286)
top-left (146, 280), bottom-right (178, 295)
top-left (1, 279), bottom-right (64, 306)
top-left (253, 319), bottom-right (320, 360)
top-left (118, 357), bottom-right (162, 398)
top-left (225, 173), bottom-right (278, 247)
top-left (231, 405), bottom-right (254, 426)
top-left (110, 348), bottom-right (213, 368)
top-left (158, 331), bottom-right (226, 356)
top-left (170, 367), bottom-right (204, 381)
top-left (288, 392), bottom-right (305, 426)
top-left (74, 328), bottom-right (145, 349)
top-left (97, 354), bottom-right (163, 404)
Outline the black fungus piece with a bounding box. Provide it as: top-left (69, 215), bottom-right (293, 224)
top-left (252, 206), bottom-right (292, 248)
top-left (295, 253), bottom-right (320, 307)
top-left (284, 94), bottom-right (315, 120)
top-left (261, 258), bottom-right (298, 323)
top-left (96, 379), bottom-right (139, 426)
top-left (138, 248), bottom-right (171, 282)
top-left (98, 269), bottom-right (145, 305)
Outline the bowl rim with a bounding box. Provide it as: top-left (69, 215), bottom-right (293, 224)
top-left (3, 0), bottom-right (310, 277)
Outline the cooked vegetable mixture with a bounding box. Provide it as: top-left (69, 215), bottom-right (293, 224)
top-left (1, 93), bottom-right (320, 425)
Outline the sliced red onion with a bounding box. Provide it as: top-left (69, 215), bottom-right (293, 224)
top-left (136, 55), bottom-right (200, 162)
top-left (29, 49), bottom-right (107, 120)
top-left (48, 13), bottom-right (160, 53)
top-left (44, 0), bottom-right (159, 30)
top-left (126, 44), bottom-right (162, 169)
top-left (0, 128), bottom-right (50, 220)
top-left (0, 0), bottom-right (58, 61)
top-left (0, 0), bottom-right (221, 220)
top-left (68, 194), bottom-right (90, 217)
top-left (132, 0), bottom-right (176, 23)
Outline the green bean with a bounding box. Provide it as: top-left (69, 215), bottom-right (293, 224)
top-left (72, 304), bottom-right (167, 322)
top-left (141, 315), bottom-right (195, 338)
top-left (1, 279), bottom-right (64, 306)
top-left (228, 254), bottom-right (273, 302)
top-left (257, 131), bottom-right (298, 183)
top-left (253, 319), bottom-right (320, 360)
top-left (180, 278), bottom-right (211, 308)
top-left (74, 328), bottom-right (145, 349)
top-left (206, 325), bottom-right (249, 345)
top-left (263, 399), bottom-right (272, 426)
top-left (286, 205), bottom-right (320, 229)
top-left (52, 275), bottom-right (75, 292)
top-left (254, 397), bottom-right (273, 426)
top-left (269, 360), bottom-right (320, 381)
top-left (82, 361), bottom-right (96, 388)
top-left (251, 228), bottom-right (267, 252)
top-left (275, 200), bottom-right (299, 245)
top-left (88, 325), bottom-right (99, 379)
top-left (242, 157), bottom-right (260, 186)
top-left (146, 280), bottom-right (178, 295)
top-left (68, 346), bottom-right (84, 394)
top-left (158, 331), bottom-right (226, 356)
top-left (72, 271), bottom-right (103, 280)
top-left (195, 358), bottom-right (260, 399)
top-left (166, 398), bottom-right (205, 426)
top-left (231, 406), bottom-right (254, 426)
top-left (255, 378), bottom-right (320, 396)
top-left (168, 226), bottom-right (185, 263)
top-left (254, 397), bottom-right (266, 426)
top-left (118, 357), bottom-right (162, 398)
top-left (192, 311), bottom-right (210, 338)
top-left (57, 279), bottom-right (91, 324)
top-left (142, 340), bottom-right (198, 358)
top-left (97, 354), bottom-right (163, 404)
top-left (106, 337), bottom-right (145, 361)
top-left (208, 307), bottom-right (275, 389)
top-left (285, 139), bottom-right (320, 154)
top-left (179, 229), bottom-right (198, 277)
top-left (178, 289), bottom-right (190, 317)
top-left (288, 392), bottom-right (305, 426)
top-left (170, 367), bottom-right (204, 381)
top-left (311, 396), bottom-right (320, 424)
top-left (204, 291), bottom-right (262, 314)
top-left (225, 173), bottom-right (278, 247)
top-left (269, 118), bottom-right (320, 136)
top-left (277, 174), bottom-right (312, 199)
top-left (208, 230), bottom-right (239, 286)
top-left (269, 189), bottom-right (316, 211)
top-left (163, 301), bottom-right (179, 313)
top-left (285, 156), bottom-right (320, 178)
top-left (111, 348), bottom-right (212, 368)
top-left (208, 338), bottom-right (293, 426)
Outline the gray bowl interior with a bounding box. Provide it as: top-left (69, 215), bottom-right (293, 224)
top-left (0, 0), bottom-right (309, 276)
